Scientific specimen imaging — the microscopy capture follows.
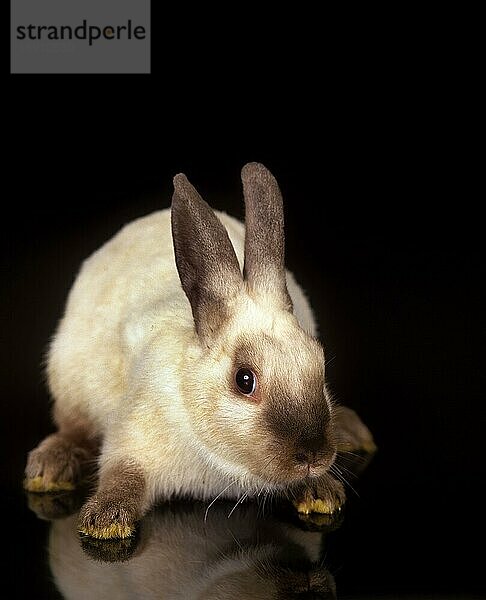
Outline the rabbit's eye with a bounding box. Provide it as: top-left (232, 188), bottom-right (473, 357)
top-left (235, 368), bottom-right (256, 395)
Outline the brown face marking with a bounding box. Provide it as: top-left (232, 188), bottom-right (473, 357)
top-left (78, 459), bottom-right (146, 539)
top-left (229, 336), bottom-right (270, 403)
top-left (232, 332), bottom-right (336, 479)
top-left (260, 367), bottom-right (335, 467)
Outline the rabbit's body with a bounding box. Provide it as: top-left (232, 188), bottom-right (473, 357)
top-left (49, 209), bottom-right (315, 431)
top-left (25, 163), bottom-right (375, 539)
top-left (48, 209), bottom-right (316, 502)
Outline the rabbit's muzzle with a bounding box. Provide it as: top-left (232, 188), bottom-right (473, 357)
top-left (260, 397), bottom-right (336, 482)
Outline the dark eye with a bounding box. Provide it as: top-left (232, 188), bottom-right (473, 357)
top-left (235, 368), bottom-right (256, 395)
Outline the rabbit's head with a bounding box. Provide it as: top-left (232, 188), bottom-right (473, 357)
top-left (172, 163), bottom-right (336, 492)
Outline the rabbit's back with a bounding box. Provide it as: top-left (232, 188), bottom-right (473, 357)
top-left (47, 209), bottom-right (193, 431)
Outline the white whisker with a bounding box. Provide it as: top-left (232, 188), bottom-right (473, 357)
top-left (333, 461), bottom-right (359, 479)
top-left (324, 355), bottom-right (336, 367)
top-left (204, 481), bottom-right (236, 522)
top-left (338, 450), bottom-right (369, 463)
top-left (330, 464), bottom-right (360, 498)
top-left (227, 492), bottom-right (248, 519)
top-left (261, 489), bottom-right (270, 517)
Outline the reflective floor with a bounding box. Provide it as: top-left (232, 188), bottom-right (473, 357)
top-left (15, 486), bottom-right (484, 600)
top-left (27, 488), bottom-right (341, 599)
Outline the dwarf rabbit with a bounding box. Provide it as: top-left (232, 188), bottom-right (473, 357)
top-left (25, 163), bottom-right (375, 539)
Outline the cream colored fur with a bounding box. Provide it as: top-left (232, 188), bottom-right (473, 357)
top-left (48, 209), bottom-right (323, 506)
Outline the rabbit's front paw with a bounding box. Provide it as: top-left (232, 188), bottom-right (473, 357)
top-left (78, 495), bottom-right (136, 539)
top-left (24, 433), bottom-right (90, 493)
top-left (294, 478), bottom-right (346, 516)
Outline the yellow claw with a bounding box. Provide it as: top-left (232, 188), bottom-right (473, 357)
top-left (295, 497), bottom-right (340, 515)
top-left (78, 522), bottom-right (135, 540)
top-left (23, 477), bottom-right (75, 493)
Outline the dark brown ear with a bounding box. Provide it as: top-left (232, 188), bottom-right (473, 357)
top-left (241, 162), bottom-right (292, 310)
top-left (171, 174), bottom-right (243, 344)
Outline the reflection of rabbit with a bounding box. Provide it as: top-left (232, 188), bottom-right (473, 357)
top-left (25, 163), bottom-right (375, 539)
top-left (50, 501), bottom-right (337, 599)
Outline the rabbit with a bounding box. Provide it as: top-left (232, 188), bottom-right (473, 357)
top-left (24, 162), bottom-right (376, 540)
top-left (49, 500), bottom-right (337, 599)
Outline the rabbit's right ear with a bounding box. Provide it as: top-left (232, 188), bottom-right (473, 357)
top-left (171, 174), bottom-right (243, 345)
top-left (241, 162), bottom-right (292, 311)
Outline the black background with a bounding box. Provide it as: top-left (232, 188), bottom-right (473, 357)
top-left (4, 10), bottom-right (484, 599)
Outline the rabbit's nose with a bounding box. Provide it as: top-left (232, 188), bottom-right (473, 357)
top-left (294, 434), bottom-right (329, 466)
top-left (294, 451), bottom-right (317, 465)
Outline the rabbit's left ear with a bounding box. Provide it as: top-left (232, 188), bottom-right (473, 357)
top-left (171, 174), bottom-right (243, 345)
top-left (241, 163), bottom-right (292, 311)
